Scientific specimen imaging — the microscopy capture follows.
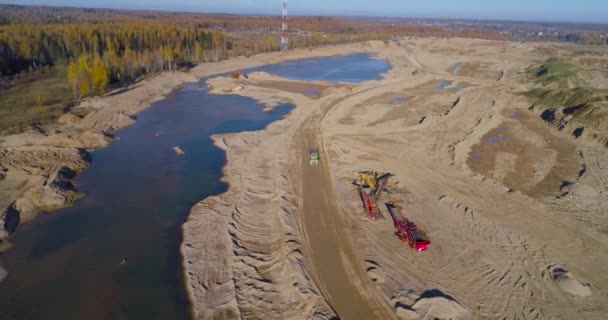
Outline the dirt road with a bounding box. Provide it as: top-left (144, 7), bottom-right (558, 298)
top-left (294, 91), bottom-right (398, 320)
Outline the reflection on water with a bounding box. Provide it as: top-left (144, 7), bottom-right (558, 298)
top-left (437, 80), bottom-right (454, 90)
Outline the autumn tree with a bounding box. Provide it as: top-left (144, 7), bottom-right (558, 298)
top-left (91, 57), bottom-right (108, 94)
top-left (67, 60), bottom-right (80, 100)
top-left (67, 55), bottom-right (108, 99)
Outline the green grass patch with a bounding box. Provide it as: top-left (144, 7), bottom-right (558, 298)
top-left (0, 67), bottom-right (73, 134)
top-left (523, 87), bottom-right (600, 108)
top-left (522, 86), bottom-right (608, 130)
top-left (527, 59), bottom-right (579, 86)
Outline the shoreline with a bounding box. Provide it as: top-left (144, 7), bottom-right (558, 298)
top-left (180, 42), bottom-right (406, 319)
top-left (0, 42), bottom-right (376, 246)
top-left (0, 41), bottom-right (381, 309)
top-left (0, 36), bottom-right (417, 316)
top-left (178, 80), bottom-right (339, 317)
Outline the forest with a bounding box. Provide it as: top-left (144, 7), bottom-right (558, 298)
top-left (1, 23), bottom-right (228, 94)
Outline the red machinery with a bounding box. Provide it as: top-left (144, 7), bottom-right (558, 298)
top-left (359, 186), bottom-right (383, 220)
top-left (355, 171), bottom-right (392, 220)
top-left (385, 202), bottom-right (430, 251)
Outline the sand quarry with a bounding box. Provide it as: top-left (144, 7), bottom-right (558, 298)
top-left (183, 39), bottom-right (608, 320)
top-left (2, 38), bottom-right (608, 319)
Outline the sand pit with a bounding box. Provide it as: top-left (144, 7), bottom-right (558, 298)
top-left (3, 36), bottom-right (608, 319)
top-left (252, 38), bottom-right (608, 319)
top-left (467, 110), bottom-right (581, 197)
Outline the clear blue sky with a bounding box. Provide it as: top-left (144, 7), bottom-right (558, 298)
top-left (2, 0), bottom-right (608, 23)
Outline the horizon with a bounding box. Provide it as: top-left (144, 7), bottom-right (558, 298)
top-left (1, 1), bottom-right (608, 25)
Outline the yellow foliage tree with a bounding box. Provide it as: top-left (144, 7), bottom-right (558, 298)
top-left (161, 46), bottom-right (174, 71)
top-left (67, 54), bottom-right (107, 100)
top-left (92, 58), bottom-right (108, 94)
top-left (77, 55), bottom-right (91, 98)
top-left (79, 80), bottom-right (90, 98)
top-left (67, 61), bottom-right (80, 100)
top-left (194, 45), bottom-right (206, 63)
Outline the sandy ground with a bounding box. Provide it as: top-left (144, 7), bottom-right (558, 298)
top-left (3, 36), bottom-right (608, 320)
top-left (184, 38), bottom-right (608, 320)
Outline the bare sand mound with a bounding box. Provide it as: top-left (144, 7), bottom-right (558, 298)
top-left (394, 290), bottom-right (469, 320)
top-left (551, 267), bottom-right (592, 297)
top-left (412, 297), bottom-right (469, 320)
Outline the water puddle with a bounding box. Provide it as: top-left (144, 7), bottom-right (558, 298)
top-left (452, 62), bottom-right (464, 74)
top-left (483, 135), bottom-right (511, 144)
top-left (436, 81), bottom-right (454, 90)
top-left (305, 88), bottom-right (322, 98)
top-left (389, 97), bottom-right (408, 105)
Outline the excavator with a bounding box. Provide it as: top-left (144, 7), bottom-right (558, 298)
top-left (357, 171), bottom-right (392, 199)
top-left (354, 171), bottom-right (392, 220)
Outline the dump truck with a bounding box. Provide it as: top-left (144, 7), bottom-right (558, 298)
top-left (385, 202), bottom-right (430, 251)
top-left (309, 149), bottom-right (319, 166)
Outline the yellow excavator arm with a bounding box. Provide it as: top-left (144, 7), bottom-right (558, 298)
top-left (358, 171), bottom-right (378, 189)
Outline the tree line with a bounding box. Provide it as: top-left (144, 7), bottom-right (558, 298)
top-left (0, 22), bottom-right (227, 98)
top-left (0, 11), bottom-right (511, 101)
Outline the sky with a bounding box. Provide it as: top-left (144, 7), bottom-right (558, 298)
top-left (2, 0), bottom-right (608, 24)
